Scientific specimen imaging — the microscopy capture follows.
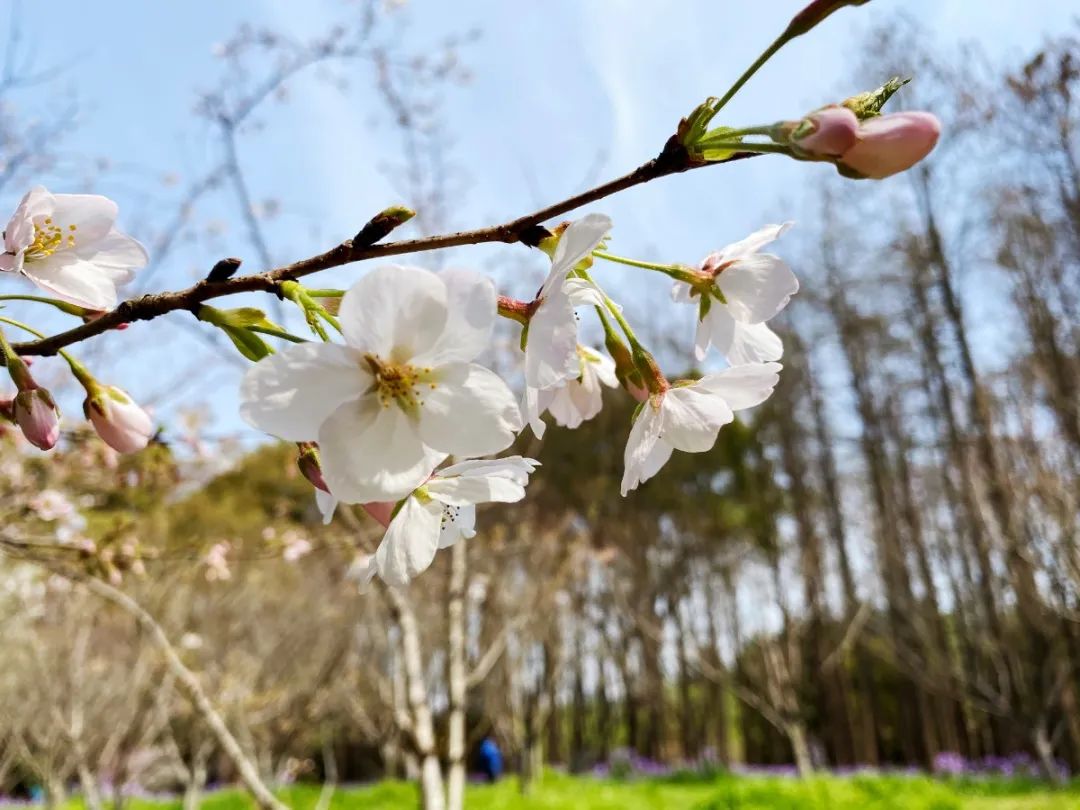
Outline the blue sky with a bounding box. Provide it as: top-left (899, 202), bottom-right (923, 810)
top-left (1, 0), bottom-right (1075, 440)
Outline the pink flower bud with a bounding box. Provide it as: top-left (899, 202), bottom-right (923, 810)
top-left (839, 112), bottom-right (941, 179)
top-left (297, 443), bottom-right (329, 492)
top-left (14, 388), bottom-right (60, 450)
top-left (84, 386), bottom-right (153, 453)
top-left (793, 106), bottom-right (859, 157)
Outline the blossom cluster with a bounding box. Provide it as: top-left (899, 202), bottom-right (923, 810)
top-left (1, 83), bottom-right (941, 586)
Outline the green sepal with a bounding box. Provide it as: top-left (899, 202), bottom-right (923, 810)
top-left (842, 76), bottom-right (910, 120)
top-left (220, 325), bottom-right (274, 362)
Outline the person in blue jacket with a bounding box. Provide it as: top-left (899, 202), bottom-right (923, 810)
top-left (477, 735), bottom-right (503, 783)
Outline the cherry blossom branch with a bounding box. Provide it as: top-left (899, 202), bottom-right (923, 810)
top-left (10, 144), bottom-right (758, 358)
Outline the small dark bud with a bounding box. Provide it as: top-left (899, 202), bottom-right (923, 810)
top-left (207, 257), bottom-right (243, 282)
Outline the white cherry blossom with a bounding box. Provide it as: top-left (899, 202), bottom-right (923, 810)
top-left (621, 363), bottom-right (781, 496)
top-left (523, 344), bottom-right (618, 437)
top-left (0, 186), bottom-right (147, 310)
top-left (523, 213), bottom-right (612, 390)
top-left (354, 456), bottom-right (540, 586)
top-left (671, 223), bottom-right (797, 363)
top-left (241, 266), bottom-right (522, 503)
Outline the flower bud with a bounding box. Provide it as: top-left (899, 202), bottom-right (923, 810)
top-left (296, 442), bottom-right (329, 492)
top-left (0, 397), bottom-right (13, 424)
top-left (15, 388), bottom-right (60, 450)
top-left (839, 112), bottom-right (941, 179)
top-left (84, 385), bottom-right (153, 453)
top-left (792, 106), bottom-right (859, 157)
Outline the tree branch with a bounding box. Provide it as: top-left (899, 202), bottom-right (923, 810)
top-left (11, 145), bottom-right (758, 357)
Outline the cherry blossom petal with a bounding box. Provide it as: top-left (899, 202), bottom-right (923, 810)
top-left (541, 213), bottom-right (612, 297)
top-left (438, 504), bottom-right (476, 549)
top-left (240, 342), bottom-right (368, 442)
top-left (319, 398), bottom-right (445, 503)
top-left (411, 269), bottom-right (496, 367)
top-left (621, 399), bottom-right (664, 496)
top-left (728, 321), bottom-right (784, 364)
top-left (564, 276), bottom-right (606, 307)
top-left (426, 458), bottom-right (536, 505)
top-left (588, 351), bottom-right (619, 389)
top-left (716, 254), bottom-right (799, 323)
top-left (697, 303), bottom-right (736, 361)
top-left (418, 363), bottom-right (521, 457)
top-left (50, 194), bottom-right (118, 243)
top-left (316, 489), bottom-right (338, 525)
top-left (376, 495), bottom-right (443, 585)
top-left (525, 286), bottom-right (578, 389)
top-left (714, 222), bottom-right (792, 264)
top-left (77, 230), bottom-right (148, 282)
top-left (696, 362), bottom-right (782, 411)
top-left (671, 280), bottom-right (695, 304)
top-left (520, 385), bottom-right (555, 439)
top-left (437, 456), bottom-right (539, 481)
top-left (661, 386), bottom-right (734, 452)
top-left (338, 265), bottom-right (448, 358)
top-left (4, 187), bottom-right (51, 253)
top-left (21, 256), bottom-right (129, 310)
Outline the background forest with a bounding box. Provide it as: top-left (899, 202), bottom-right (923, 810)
top-left (2, 2), bottom-right (1080, 809)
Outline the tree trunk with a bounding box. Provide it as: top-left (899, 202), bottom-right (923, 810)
top-left (384, 586), bottom-right (445, 810)
top-left (446, 542), bottom-right (468, 810)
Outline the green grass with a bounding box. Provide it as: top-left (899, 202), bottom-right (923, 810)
top-left (59, 772), bottom-right (1080, 809)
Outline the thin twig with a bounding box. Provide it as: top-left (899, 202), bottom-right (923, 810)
top-left (12, 146), bottom-right (758, 358)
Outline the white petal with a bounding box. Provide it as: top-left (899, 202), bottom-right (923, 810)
top-left (77, 230), bottom-right (148, 283)
top-left (338, 265), bottom-right (448, 358)
top-left (427, 469), bottom-right (528, 505)
top-left (525, 287), bottom-right (579, 389)
top-left (541, 213), bottom-right (612, 297)
top-left (376, 496), bottom-right (443, 585)
top-left (584, 349), bottom-right (619, 389)
top-left (439, 503), bottom-right (476, 549)
top-left (564, 276), bottom-right (605, 307)
top-left (240, 342), bottom-right (368, 441)
top-left (547, 384), bottom-right (585, 429)
top-left (696, 362), bottom-right (782, 411)
top-left (21, 256), bottom-right (126, 310)
top-left (621, 399), bottom-right (664, 496)
top-left (697, 303), bottom-right (736, 361)
top-left (728, 321), bottom-right (784, 364)
top-left (520, 385), bottom-right (553, 439)
top-left (411, 269), bottom-right (496, 367)
top-left (4, 187), bottom-right (52, 253)
top-left (661, 386), bottom-right (734, 452)
top-left (50, 193), bottom-right (118, 243)
top-left (319, 397), bottom-right (444, 503)
top-left (716, 254), bottom-right (799, 324)
top-left (417, 363), bottom-right (521, 457)
top-left (437, 455), bottom-right (539, 480)
top-left (316, 489), bottom-right (338, 525)
top-left (671, 280), bottom-right (695, 304)
top-left (714, 222), bottom-right (792, 264)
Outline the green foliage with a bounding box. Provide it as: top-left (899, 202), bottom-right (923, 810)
top-left (59, 773), bottom-right (1080, 810)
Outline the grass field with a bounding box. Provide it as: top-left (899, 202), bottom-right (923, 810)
top-left (46, 771), bottom-right (1080, 809)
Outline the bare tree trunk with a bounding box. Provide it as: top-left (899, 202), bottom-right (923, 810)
top-left (384, 586), bottom-right (445, 810)
top-left (76, 762), bottom-right (103, 810)
top-left (446, 542), bottom-right (468, 810)
top-left (182, 741), bottom-right (210, 810)
top-left (787, 721), bottom-right (814, 778)
top-left (314, 732), bottom-right (338, 810)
